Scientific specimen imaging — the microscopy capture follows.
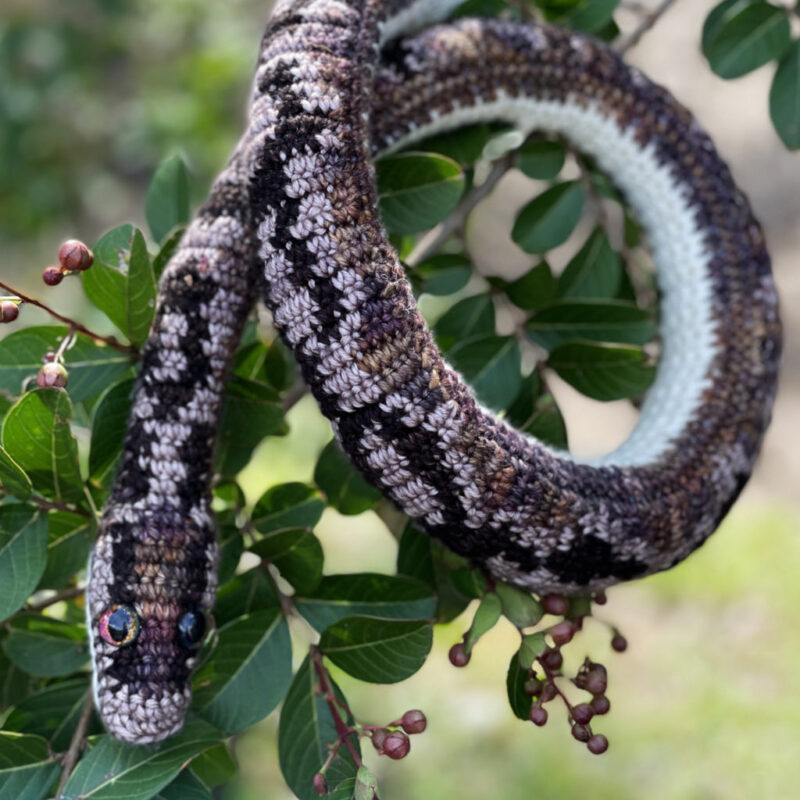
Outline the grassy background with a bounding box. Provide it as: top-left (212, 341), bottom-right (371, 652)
top-left (2, 1), bottom-right (799, 798)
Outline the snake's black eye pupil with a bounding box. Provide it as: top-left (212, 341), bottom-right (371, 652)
top-left (98, 604), bottom-right (140, 647)
top-left (107, 608), bottom-right (130, 642)
top-left (177, 608), bottom-right (206, 649)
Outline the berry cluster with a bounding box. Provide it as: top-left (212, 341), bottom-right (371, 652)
top-left (449, 586), bottom-right (628, 757)
top-left (313, 709), bottom-right (428, 796)
top-left (43, 239), bottom-right (94, 286)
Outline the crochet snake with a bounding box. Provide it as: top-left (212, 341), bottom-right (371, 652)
top-left (86, 0), bottom-right (781, 744)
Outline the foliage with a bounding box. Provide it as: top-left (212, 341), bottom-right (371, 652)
top-left (0, 1), bottom-right (798, 799)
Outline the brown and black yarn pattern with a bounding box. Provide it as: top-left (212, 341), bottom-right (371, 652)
top-left (88, 0), bottom-right (781, 745)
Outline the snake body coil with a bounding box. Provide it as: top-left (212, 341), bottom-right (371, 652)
top-left (87, 0), bottom-right (781, 744)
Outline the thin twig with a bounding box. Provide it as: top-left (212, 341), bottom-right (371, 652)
top-left (406, 154), bottom-right (514, 269)
top-left (55, 690), bottom-right (94, 799)
top-left (22, 494), bottom-right (93, 518)
top-left (281, 379), bottom-right (309, 413)
top-left (0, 278), bottom-right (137, 356)
top-left (616, 0), bottom-right (680, 54)
top-left (310, 646), bottom-right (364, 771)
top-left (25, 584), bottom-right (85, 613)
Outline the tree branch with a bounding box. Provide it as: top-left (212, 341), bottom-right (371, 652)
top-left (0, 278), bottom-right (137, 357)
top-left (25, 584), bottom-right (85, 614)
top-left (55, 690), bottom-right (94, 799)
top-left (617, 0), bottom-right (681, 55)
top-left (406, 154), bottom-right (514, 269)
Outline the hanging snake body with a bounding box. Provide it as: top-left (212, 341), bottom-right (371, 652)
top-left (86, 0), bottom-right (781, 744)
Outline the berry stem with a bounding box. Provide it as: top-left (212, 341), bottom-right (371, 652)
top-left (310, 646), bottom-right (364, 771)
top-left (0, 278), bottom-right (137, 356)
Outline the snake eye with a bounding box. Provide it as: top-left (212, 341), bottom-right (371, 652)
top-left (177, 608), bottom-right (206, 649)
top-left (98, 604), bottom-right (140, 647)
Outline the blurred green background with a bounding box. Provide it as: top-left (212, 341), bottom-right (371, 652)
top-left (2, 1), bottom-right (799, 798)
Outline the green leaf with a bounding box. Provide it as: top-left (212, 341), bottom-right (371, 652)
top-left (214, 509), bottom-right (244, 587)
top-left (0, 732), bottom-right (60, 800)
top-left (89, 378), bottom-right (135, 489)
top-left (564, 0), bottom-right (619, 32)
top-left (279, 656), bottom-right (359, 800)
top-left (38, 510), bottom-right (94, 590)
top-left (251, 482), bottom-right (325, 535)
top-left (0, 447), bottom-right (32, 500)
top-left (146, 154), bottom-right (190, 244)
top-left (295, 574), bottom-right (436, 633)
top-left (314, 439), bottom-right (381, 516)
top-left (449, 567), bottom-right (487, 599)
top-left (556, 228), bottom-right (622, 299)
top-left (4, 679), bottom-right (97, 751)
top-left (377, 152), bottom-right (465, 234)
top-left (0, 328), bottom-right (131, 403)
top-left (448, 335), bottom-right (521, 410)
top-left (152, 227), bottom-right (185, 280)
top-left (214, 379), bottom-right (285, 477)
top-left (397, 522), bottom-right (435, 588)
top-left (518, 632), bottom-right (548, 669)
top-left (213, 568), bottom-right (279, 629)
top-left (125, 228), bottom-right (157, 347)
top-left (320, 616), bottom-right (432, 683)
top-left (495, 583), bottom-right (544, 628)
top-left (154, 770), bottom-right (212, 800)
top-left (250, 528), bottom-right (324, 594)
top-left (702, 0), bottom-right (756, 48)
top-left (770, 40), bottom-right (800, 149)
top-left (412, 253), bottom-right (472, 296)
top-left (193, 609), bottom-right (292, 735)
top-left (526, 300), bottom-right (655, 350)
top-left (330, 778), bottom-right (357, 800)
top-left (464, 593), bottom-right (502, 652)
top-left (506, 649), bottom-right (533, 721)
top-left (416, 123), bottom-right (495, 166)
top-left (3, 616), bottom-right (88, 677)
top-left (433, 293), bottom-right (495, 352)
top-left (501, 261), bottom-right (556, 311)
top-left (0, 633), bottom-right (32, 710)
top-left (2, 389), bottom-right (84, 506)
top-left (84, 225), bottom-right (134, 334)
top-left (517, 139), bottom-right (566, 179)
top-left (187, 744), bottom-right (236, 790)
top-left (0, 506), bottom-right (47, 623)
top-left (60, 719), bottom-right (222, 800)
top-left (512, 181), bottom-right (586, 254)
top-left (505, 372), bottom-right (569, 449)
top-left (547, 341), bottom-right (655, 401)
top-left (703, 2), bottom-right (791, 79)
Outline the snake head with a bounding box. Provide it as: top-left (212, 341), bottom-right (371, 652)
top-left (87, 511), bottom-right (217, 744)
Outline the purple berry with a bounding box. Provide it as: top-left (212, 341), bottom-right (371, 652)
top-left (542, 648), bottom-right (563, 671)
top-left (524, 676), bottom-right (544, 697)
top-left (43, 266), bottom-right (64, 286)
top-left (588, 734), bottom-right (609, 754)
top-left (572, 703), bottom-right (594, 725)
top-left (58, 239), bottom-right (93, 271)
top-left (36, 362), bottom-right (68, 388)
top-left (542, 594), bottom-right (569, 616)
top-left (0, 301), bottom-right (19, 323)
top-left (401, 709), bottom-right (427, 734)
top-left (590, 695), bottom-right (610, 715)
top-left (449, 642), bottom-right (470, 667)
top-left (382, 731), bottom-right (410, 760)
top-left (550, 620), bottom-right (576, 647)
top-left (312, 773), bottom-right (328, 796)
top-left (585, 669), bottom-right (607, 696)
top-left (571, 723), bottom-right (591, 743)
top-left (611, 633), bottom-right (628, 653)
top-left (529, 706), bottom-right (548, 727)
